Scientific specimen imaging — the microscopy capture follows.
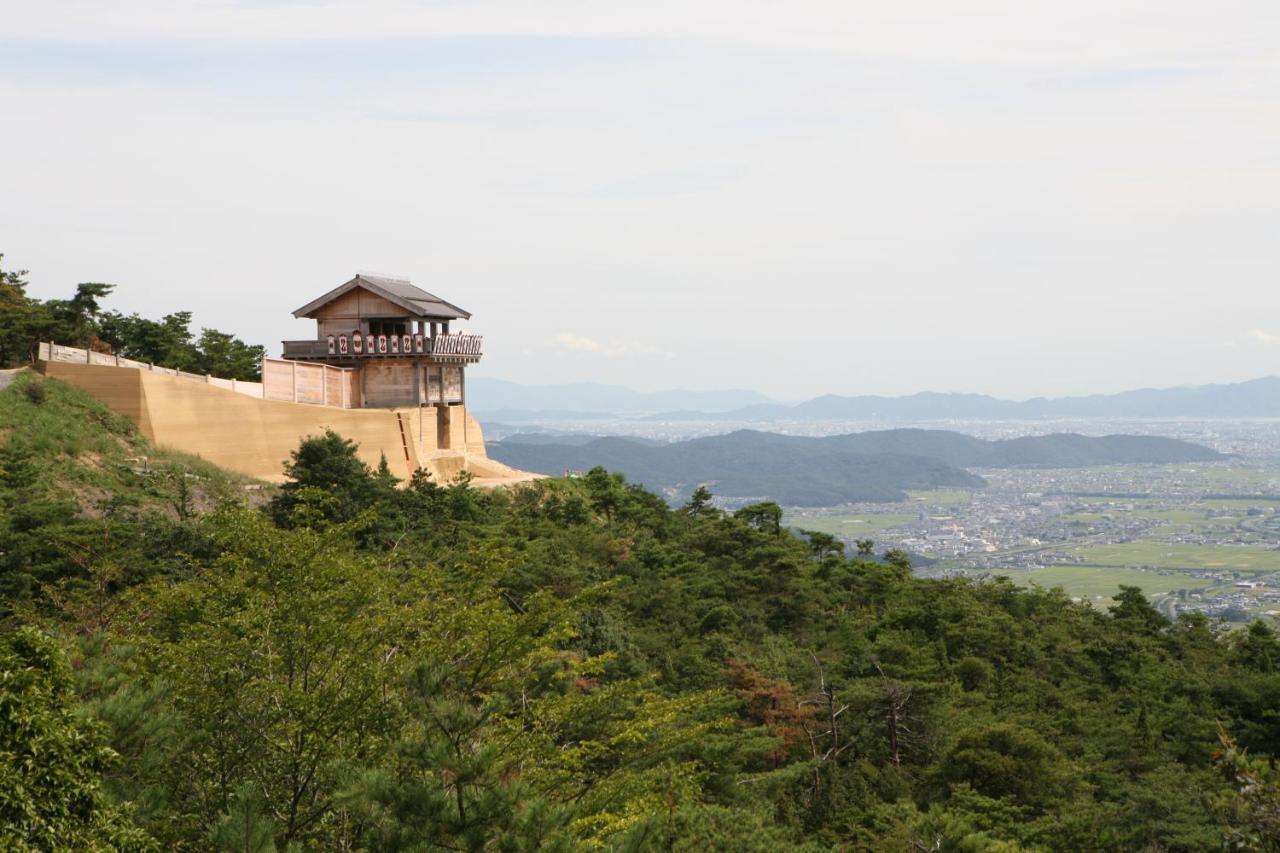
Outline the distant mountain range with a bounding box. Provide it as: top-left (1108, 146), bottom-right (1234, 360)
top-left (474, 409), bottom-right (619, 423)
top-left (467, 379), bottom-right (772, 416)
top-left (470, 376), bottom-right (1280, 421)
top-left (495, 432), bottom-right (667, 447)
top-left (487, 428), bottom-right (1224, 506)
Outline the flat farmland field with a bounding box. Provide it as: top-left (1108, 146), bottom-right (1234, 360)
top-left (1061, 512), bottom-right (1112, 523)
top-left (1143, 510), bottom-right (1240, 524)
top-left (1201, 498), bottom-right (1280, 510)
top-left (1061, 509), bottom-right (1238, 525)
top-left (790, 513), bottom-right (915, 536)
top-left (1066, 542), bottom-right (1280, 571)
top-left (1004, 565), bottom-right (1208, 601)
top-left (906, 489), bottom-right (972, 507)
top-left (1196, 466), bottom-right (1280, 488)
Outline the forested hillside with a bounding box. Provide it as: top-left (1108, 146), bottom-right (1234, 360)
top-left (489, 429), bottom-right (1222, 505)
top-left (3, 373), bottom-right (1280, 851)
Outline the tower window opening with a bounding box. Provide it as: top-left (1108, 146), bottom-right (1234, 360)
top-left (368, 319), bottom-right (408, 338)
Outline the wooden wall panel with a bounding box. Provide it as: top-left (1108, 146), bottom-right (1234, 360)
top-left (426, 366), bottom-right (442, 403)
top-left (362, 361), bottom-right (416, 407)
top-left (318, 319), bottom-right (361, 340)
top-left (294, 363), bottom-right (325, 405)
top-left (344, 370), bottom-right (361, 408)
top-left (324, 368), bottom-right (344, 407)
top-left (442, 366), bottom-right (463, 402)
top-left (263, 359), bottom-right (296, 402)
top-left (311, 287), bottom-right (406, 321)
top-left (260, 359), bottom-right (357, 408)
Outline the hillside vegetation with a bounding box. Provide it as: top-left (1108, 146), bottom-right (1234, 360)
top-left (488, 428), bottom-right (1222, 505)
top-left (0, 370), bottom-right (255, 616)
top-left (2, 376), bottom-right (1279, 850)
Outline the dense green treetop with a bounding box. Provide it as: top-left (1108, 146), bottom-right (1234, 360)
top-left (0, 627), bottom-right (155, 851)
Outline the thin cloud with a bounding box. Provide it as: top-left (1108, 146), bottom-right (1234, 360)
top-left (1031, 66), bottom-right (1207, 92)
top-left (553, 333), bottom-right (674, 360)
top-left (591, 167), bottom-right (738, 199)
top-left (555, 333), bottom-right (607, 353)
top-left (1247, 329), bottom-right (1280, 347)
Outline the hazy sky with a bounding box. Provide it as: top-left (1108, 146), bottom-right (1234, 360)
top-left (4, 1), bottom-right (1279, 400)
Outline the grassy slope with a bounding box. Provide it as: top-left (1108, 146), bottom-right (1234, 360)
top-left (0, 370), bottom-right (259, 514)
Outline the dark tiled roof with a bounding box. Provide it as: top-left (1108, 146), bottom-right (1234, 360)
top-left (293, 274), bottom-right (472, 320)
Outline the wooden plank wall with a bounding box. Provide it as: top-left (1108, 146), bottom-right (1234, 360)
top-left (262, 359), bottom-right (296, 403)
top-left (344, 369), bottom-right (361, 408)
top-left (261, 357), bottom-right (357, 408)
top-left (362, 361), bottom-right (416, 407)
top-left (294, 363), bottom-right (325, 405)
top-left (325, 368), bottom-right (344, 408)
top-left (443, 366), bottom-right (463, 402)
top-left (313, 287), bottom-right (405, 319)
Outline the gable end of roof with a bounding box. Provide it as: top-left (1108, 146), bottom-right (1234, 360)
top-left (292, 274), bottom-right (472, 320)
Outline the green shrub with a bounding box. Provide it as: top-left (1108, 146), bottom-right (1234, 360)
top-left (22, 379), bottom-right (45, 405)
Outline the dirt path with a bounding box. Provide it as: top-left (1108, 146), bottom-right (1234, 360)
top-left (0, 367), bottom-right (27, 391)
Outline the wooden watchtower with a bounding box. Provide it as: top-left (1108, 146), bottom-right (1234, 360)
top-left (282, 274), bottom-right (483, 409)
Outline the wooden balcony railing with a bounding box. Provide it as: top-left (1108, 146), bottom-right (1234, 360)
top-left (281, 333), bottom-right (483, 361)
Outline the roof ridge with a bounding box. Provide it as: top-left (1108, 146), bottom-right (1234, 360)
top-left (356, 272), bottom-right (412, 284)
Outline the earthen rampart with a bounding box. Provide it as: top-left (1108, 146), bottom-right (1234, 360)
top-left (35, 349), bottom-right (534, 487)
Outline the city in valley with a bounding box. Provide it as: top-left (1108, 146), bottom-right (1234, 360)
top-left (492, 416), bottom-right (1280, 623)
top-left (786, 420), bottom-right (1280, 623)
